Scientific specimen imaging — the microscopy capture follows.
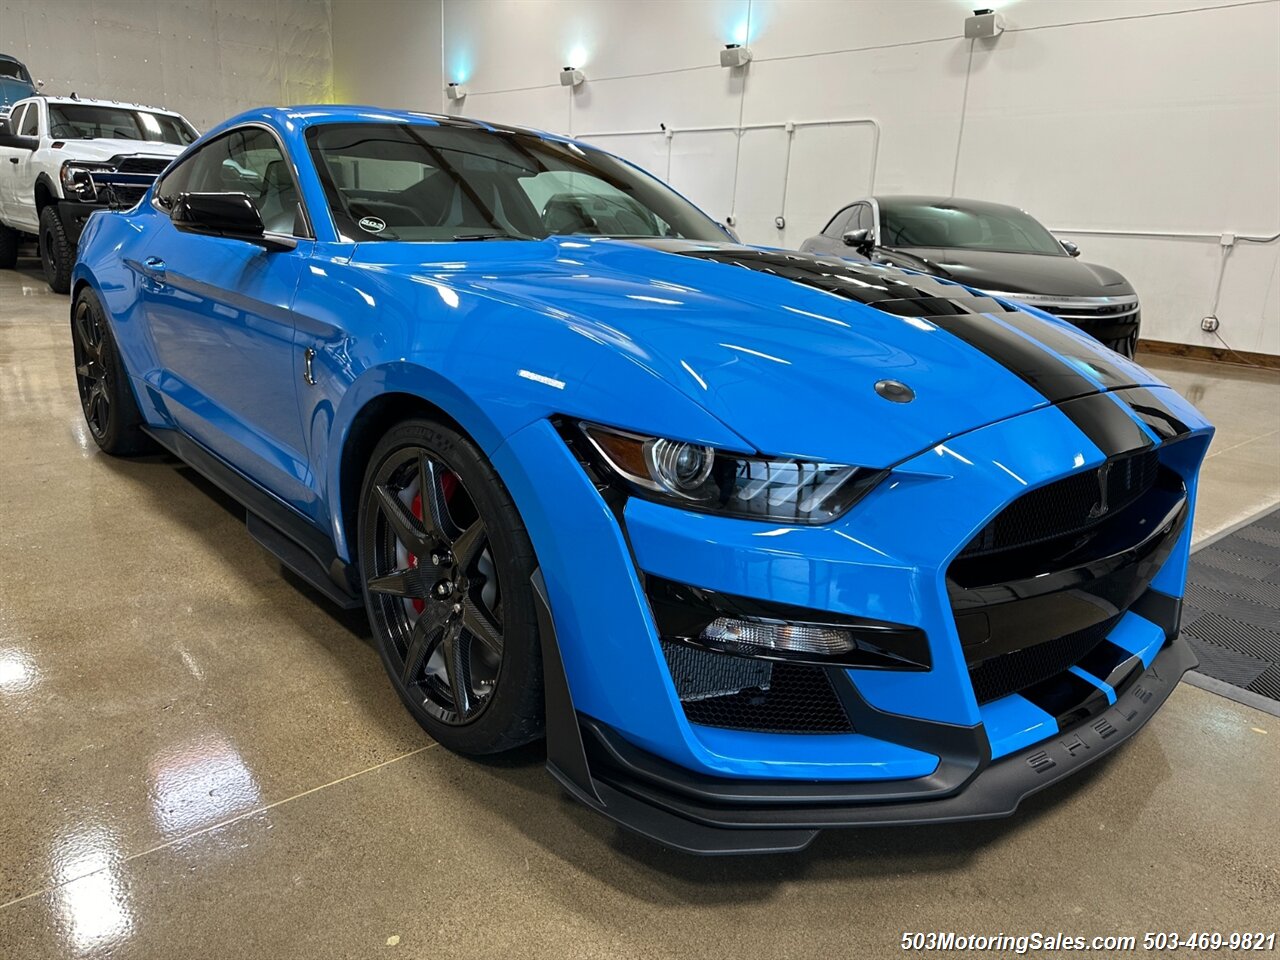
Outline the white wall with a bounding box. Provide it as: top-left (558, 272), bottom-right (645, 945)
top-left (0, 0), bottom-right (333, 133)
top-left (330, 0), bottom-right (442, 111)
top-left (416, 0), bottom-right (1279, 355)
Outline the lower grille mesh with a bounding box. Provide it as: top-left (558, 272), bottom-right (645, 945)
top-left (969, 615), bottom-right (1121, 704)
top-left (660, 641), bottom-right (853, 734)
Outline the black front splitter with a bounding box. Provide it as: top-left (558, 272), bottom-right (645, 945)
top-left (543, 616), bottom-right (1195, 855)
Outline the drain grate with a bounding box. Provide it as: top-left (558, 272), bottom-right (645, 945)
top-left (1185, 508), bottom-right (1280, 706)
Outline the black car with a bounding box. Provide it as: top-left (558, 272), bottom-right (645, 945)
top-left (800, 196), bottom-right (1140, 357)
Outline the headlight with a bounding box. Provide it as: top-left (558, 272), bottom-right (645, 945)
top-left (60, 161), bottom-right (113, 200)
top-left (567, 421), bottom-right (885, 523)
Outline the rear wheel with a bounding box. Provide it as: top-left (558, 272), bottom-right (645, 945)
top-left (71, 288), bottom-right (155, 456)
top-left (358, 418), bottom-right (543, 754)
top-left (39, 206), bottom-right (73, 294)
top-left (0, 221), bottom-right (18, 269)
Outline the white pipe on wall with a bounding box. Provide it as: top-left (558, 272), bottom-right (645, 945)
top-left (579, 117), bottom-right (881, 234)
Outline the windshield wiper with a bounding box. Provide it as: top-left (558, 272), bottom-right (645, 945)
top-left (451, 231), bottom-right (534, 241)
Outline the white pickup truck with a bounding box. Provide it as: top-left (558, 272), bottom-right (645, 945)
top-left (0, 95), bottom-right (198, 292)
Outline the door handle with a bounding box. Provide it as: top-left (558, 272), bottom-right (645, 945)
top-left (143, 256), bottom-right (166, 276)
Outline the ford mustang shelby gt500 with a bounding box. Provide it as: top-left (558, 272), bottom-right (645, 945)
top-left (72, 106), bottom-right (1212, 854)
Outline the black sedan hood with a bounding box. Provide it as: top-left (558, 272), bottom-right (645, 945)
top-left (879, 247), bottom-right (1134, 298)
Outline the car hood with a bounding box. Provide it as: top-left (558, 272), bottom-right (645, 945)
top-left (56, 139), bottom-right (186, 162)
top-left (354, 238), bottom-right (1161, 467)
top-left (879, 246), bottom-right (1133, 298)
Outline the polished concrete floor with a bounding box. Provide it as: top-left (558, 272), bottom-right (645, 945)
top-left (1, 259), bottom-right (1278, 959)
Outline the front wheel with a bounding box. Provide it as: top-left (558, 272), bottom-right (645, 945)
top-left (39, 206), bottom-right (74, 294)
top-left (71, 288), bottom-right (155, 456)
top-left (358, 418), bottom-right (544, 754)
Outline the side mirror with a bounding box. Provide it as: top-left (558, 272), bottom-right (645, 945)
top-left (171, 192), bottom-right (296, 251)
top-left (842, 227), bottom-right (875, 256)
top-left (0, 120), bottom-right (37, 151)
top-left (1061, 239), bottom-right (1081, 257)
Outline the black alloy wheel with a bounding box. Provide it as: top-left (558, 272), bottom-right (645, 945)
top-left (359, 419), bottom-right (543, 753)
top-left (73, 295), bottom-right (112, 438)
top-left (70, 288), bottom-right (153, 455)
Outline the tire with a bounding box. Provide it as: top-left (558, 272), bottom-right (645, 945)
top-left (39, 205), bottom-right (74, 294)
top-left (358, 418), bottom-right (544, 754)
top-left (71, 287), bottom-right (155, 456)
top-left (0, 221), bottom-right (18, 269)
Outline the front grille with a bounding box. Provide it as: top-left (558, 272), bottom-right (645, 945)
top-left (104, 185), bottom-right (149, 206)
top-left (969, 615), bottom-right (1121, 704)
top-left (1043, 302), bottom-right (1137, 319)
top-left (660, 640), bottom-right (853, 733)
top-left (113, 156), bottom-right (171, 175)
top-left (960, 448), bottom-right (1159, 558)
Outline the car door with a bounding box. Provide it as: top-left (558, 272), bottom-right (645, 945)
top-left (140, 125), bottom-right (317, 512)
top-left (8, 101), bottom-right (41, 230)
top-left (0, 102), bottom-right (39, 228)
top-left (804, 203), bottom-right (860, 257)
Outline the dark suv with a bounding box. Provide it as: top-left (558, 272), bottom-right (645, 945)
top-left (801, 196), bottom-right (1140, 357)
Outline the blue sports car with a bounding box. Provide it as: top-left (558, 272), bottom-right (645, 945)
top-left (72, 106), bottom-right (1212, 854)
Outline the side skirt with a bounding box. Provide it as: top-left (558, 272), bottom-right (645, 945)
top-left (142, 426), bottom-right (362, 610)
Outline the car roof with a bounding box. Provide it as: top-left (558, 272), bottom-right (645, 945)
top-left (209, 103), bottom-right (579, 147)
top-left (873, 195), bottom-right (1034, 217)
top-left (36, 94), bottom-right (185, 117)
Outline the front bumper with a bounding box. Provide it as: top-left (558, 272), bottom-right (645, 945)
top-left (548, 634), bottom-right (1195, 854)
top-left (490, 381), bottom-right (1212, 852)
top-left (56, 199), bottom-right (108, 246)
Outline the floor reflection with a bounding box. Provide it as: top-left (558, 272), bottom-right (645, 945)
top-left (148, 732), bottom-right (262, 837)
top-left (52, 825), bottom-right (132, 954)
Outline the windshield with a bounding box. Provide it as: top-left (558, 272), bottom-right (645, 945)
top-left (306, 122), bottom-right (727, 243)
top-left (47, 103), bottom-right (197, 144)
top-left (0, 60), bottom-right (31, 83)
top-left (878, 199), bottom-right (1066, 256)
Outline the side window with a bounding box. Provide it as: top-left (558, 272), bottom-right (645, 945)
top-left (181, 127), bottom-right (303, 235)
top-left (6, 104), bottom-right (26, 136)
top-left (18, 103), bottom-right (38, 137)
top-left (154, 155), bottom-right (196, 210)
top-left (821, 206), bottom-right (851, 239)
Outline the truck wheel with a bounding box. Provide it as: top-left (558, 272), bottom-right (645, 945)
top-left (39, 206), bottom-right (74, 294)
top-left (0, 222), bottom-right (18, 269)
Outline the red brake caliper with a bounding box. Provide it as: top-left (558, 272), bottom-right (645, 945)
top-left (406, 473), bottom-right (460, 616)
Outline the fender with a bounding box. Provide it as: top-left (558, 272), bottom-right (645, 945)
top-left (34, 171), bottom-right (61, 207)
top-left (323, 361), bottom-right (509, 561)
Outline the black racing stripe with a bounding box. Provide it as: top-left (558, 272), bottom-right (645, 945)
top-left (1021, 670), bottom-right (1111, 728)
top-left (927, 314), bottom-right (1099, 403)
top-left (1112, 386), bottom-right (1193, 440)
top-left (639, 242), bottom-right (1116, 406)
top-left (994, 309), bottom-right (1136, 389)
top-left (1077, 640), bottom-right (1144, 689)
top-left (1054, 393), bottom-right (1154, 458)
